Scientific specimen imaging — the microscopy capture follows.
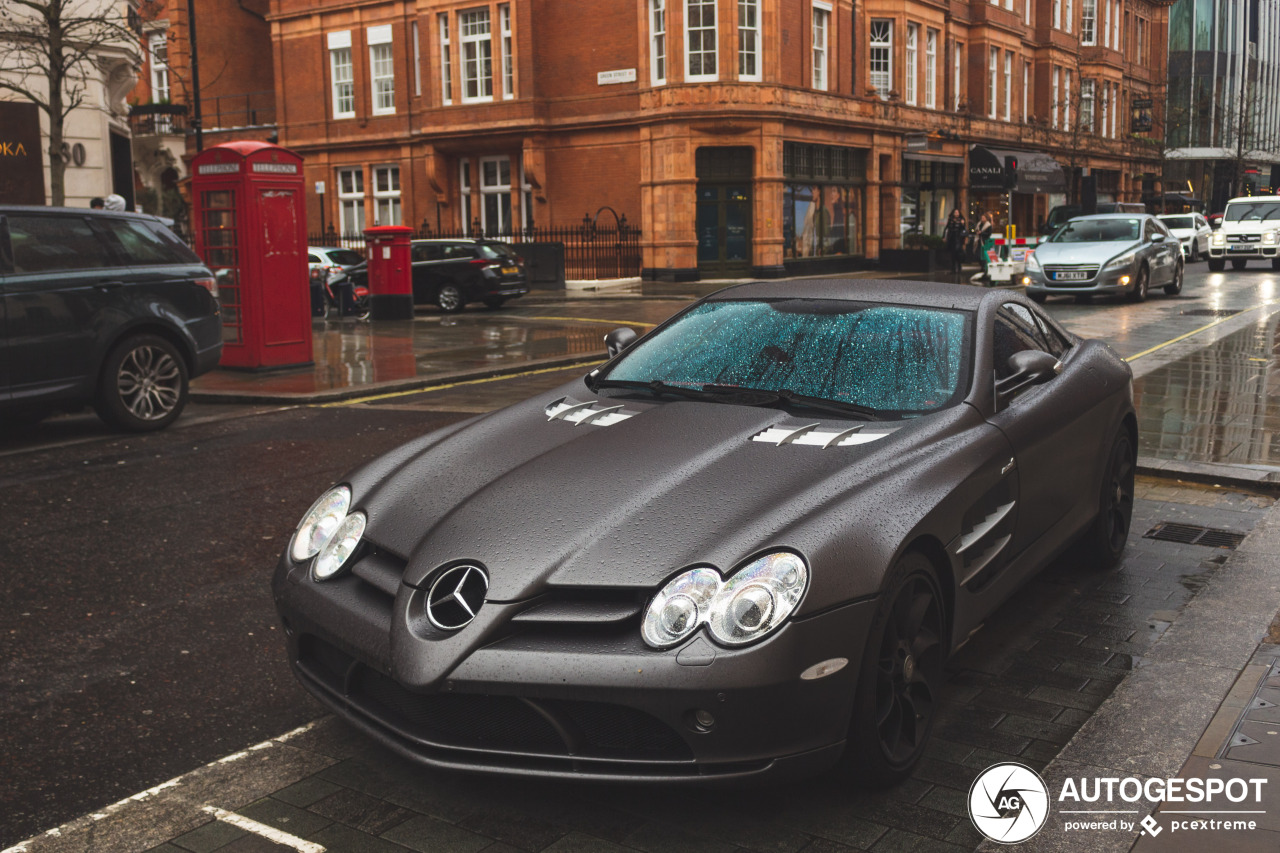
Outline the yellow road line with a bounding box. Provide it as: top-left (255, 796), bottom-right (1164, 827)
top-left (522, 315), bottom-right (657, 328)
top-left (322, 361), bottom-right (605, 407)
top-left (1124, 303), bottom-right (1274, 363)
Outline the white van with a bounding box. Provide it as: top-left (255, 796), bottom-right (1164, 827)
top-left (1207, 195), bottom-right (1280, 271)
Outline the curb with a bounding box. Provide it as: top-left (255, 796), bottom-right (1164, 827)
top-left (1138, 455), bottom-right (1280, 492)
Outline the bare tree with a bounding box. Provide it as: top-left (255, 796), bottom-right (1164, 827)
top-left (0, 0), bottom-right (140, 205)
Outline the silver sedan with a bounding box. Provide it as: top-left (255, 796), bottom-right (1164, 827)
top-left (1022, 214), bottom-right (1184, 303)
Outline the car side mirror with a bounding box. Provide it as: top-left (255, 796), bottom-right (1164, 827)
top-left (996, 350), bottom-right (1061, 407)
top-left (604, 327), bottom-right (638, 357)
top-left (1150, 232), bottom-right (1167, 243)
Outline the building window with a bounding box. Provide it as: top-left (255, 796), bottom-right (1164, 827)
top-left (148, 32), bottom-right (170, 103)
top-left (1003, 51), bottom-right (1012, 121)
top-left (368, 26), bottom-right (395, 115)
top-left (328, 32), bottom-right (354, 119)
top-left (1112, 0), bottom-right (1121, 49)
top-left (480, 156), bottom-right (511, 234)
top-left (739, 0), bottom-right (761, 81)
top-left (1065, 0), bottom-right (1073, 33)
top-left (988, 47), bottom-right (998, 119)
top-left (439, 15), bottom-right (453, 104)
top-left (1103, 0), bottom-right (1111, 47)
top-left (1081, 0), bottom-right (1096, 44)
top-left (1064, 69), bottom-right (1072, 129)
top-left (500, 4), bottom-right (514, 98)
top-left (869, 20), bottom-right (892, 98)
top-left (782, 142), bottom-right (867, 259)
top-left (461, 8), bottom-right (493, 102)
top-left (953, 41), bottom-right (963, 111)
top-left (1023, 60), bottom-right (1030, 121)
top-left (811, 3), bottom-right (829, 90)
top-left (925, 29), bottom-right (937, 109)
top-left (686, 0), bottom-right (718, 81)
top-left (1081, 79), bottom-right (1094, 133)
top-left (1051, 66), bottom-right (1060, 128)
top-left (520, 161), bottom-right (535, 231)
top-left (372, 165), bottom-right (401, 225)
top-left (651, 1), bottom-right (666, 84)
top-left (905, 24), bottom-right (918, 105)
top-left (1053, 0), bottom-right (1061, 29)
top-left (412, 22), bottom-right (422, 96)
top-left (459, 159), bottom-right (473, 232)
top-left (337, 168), bottom-right (364, 234)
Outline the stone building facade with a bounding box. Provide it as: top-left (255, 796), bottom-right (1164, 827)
top-left (269, 0), bottom-right (1173, 280)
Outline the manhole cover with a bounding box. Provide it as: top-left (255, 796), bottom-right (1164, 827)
top-left (1143, 522), bottom-right (1247, 549)
top-left (1180, 309), bottom-right (1243, 317)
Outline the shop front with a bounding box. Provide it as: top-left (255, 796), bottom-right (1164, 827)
top-left (901, 154), bottom-right (963, 239)
top-left (781, 141), bottom-right (869, 276)
top-left (968, 145), bottom-right (1066, 236)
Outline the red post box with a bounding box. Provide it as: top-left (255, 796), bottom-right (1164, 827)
top-left (191, 141), bottom-right (313, 369)
top-left (363, 225), bottom-right (414, 320)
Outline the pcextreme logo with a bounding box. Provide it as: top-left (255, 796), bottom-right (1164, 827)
top-left (969, 764), bottom-right (1269, 844)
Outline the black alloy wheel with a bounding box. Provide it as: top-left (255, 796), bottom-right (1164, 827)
top-left (1128, 265), bottom-right (1150, 302)
top-left (1164, 260), bottom-right (1184, 296)
top-left (844, 551), bottom-right (945, 785)
top-left (1077, 430), bottom-right (1135, 570)
top-left (437, 284), bottom-right (465, 313)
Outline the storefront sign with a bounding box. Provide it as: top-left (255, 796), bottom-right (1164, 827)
top-left (969, 145), bottom-right (1065, 194)
top-left (597, 68), bottom-right (637, 86)
top-left (0, 101), bottom-right (45, 205)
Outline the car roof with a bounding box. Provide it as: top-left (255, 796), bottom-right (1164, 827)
top-left (1225, 195), bottom-right (1280, 204)
top-left (1067, 213), bottom-right (1153, 221)
top-left (411, 237), bottom-right (498, 244)
top-left (705, 278), bottom-right (992, 311)
top-left (1, 205), bottom-right (168, 223)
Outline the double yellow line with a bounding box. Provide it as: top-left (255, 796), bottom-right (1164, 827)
top-left (1124, 303), bottom-right (1276, 363)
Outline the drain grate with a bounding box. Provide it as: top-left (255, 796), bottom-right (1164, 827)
top-left (1180, 309), bottom-right (1243, 317)
top-left (1144, 522), bottom-right (1247, 549)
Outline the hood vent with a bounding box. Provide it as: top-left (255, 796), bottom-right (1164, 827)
top-left (545, 396), bottom-right (636, 427)
top-left (752, 423), bottom-right (896, 448)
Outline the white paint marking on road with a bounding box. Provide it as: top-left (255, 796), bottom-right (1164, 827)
top-left (218, 750), bottom-right (250, 764)
top-left (275, 720), bottom-right (321, 742)
top-left (202, 806), bottom-right (327, 852)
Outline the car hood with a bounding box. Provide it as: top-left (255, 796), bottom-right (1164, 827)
top-left (1034, 240), bottom-right (1141, 265)
top-left (346, 383), bottom-right (978, 601)
top-left (1163, 228), bottom-right (1194, 238)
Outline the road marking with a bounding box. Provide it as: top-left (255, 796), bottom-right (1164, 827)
top-left (322, 361), bottom-right (605, 407)
top-left (202, 806), bottom-right (326, 852)
top-left (1124, 303), bottom-right (1276, 363)
top-left (522, 314), bottom-right (657, 328)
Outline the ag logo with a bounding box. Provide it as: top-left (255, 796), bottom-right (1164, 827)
top-left (969, 762), bottom-right (1051, 844)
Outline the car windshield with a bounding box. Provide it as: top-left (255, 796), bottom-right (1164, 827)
top-left (478, 243), bottom-right (519, 260)
top-left (1049, 219), bottom-right (1141, 243)
top-left (602, 299), bottom-right (971, 415)
top-left (1224, 201), bottom-right (1280, 222)
top-left (327, 249), bottom-right (365, 266)
top-left (1160, 216), bottom-right (1194, 230)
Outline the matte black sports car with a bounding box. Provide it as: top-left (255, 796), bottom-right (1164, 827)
top-left (273, 280), bottom-right (1135, 785)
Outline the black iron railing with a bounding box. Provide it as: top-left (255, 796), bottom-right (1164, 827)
top-left (128, 103), bottom-right (189, 136)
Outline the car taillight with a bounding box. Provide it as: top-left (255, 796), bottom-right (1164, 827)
top-left (469, 258), bottom-right (499, 267)
top-left (196, 277), bottom-right (219, 299)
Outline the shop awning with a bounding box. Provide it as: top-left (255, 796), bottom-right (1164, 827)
top-left (969, 145), bottom-right (1066, 193)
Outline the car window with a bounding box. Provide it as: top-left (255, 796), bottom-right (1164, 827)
top-left (7, 215), bottom-right (119, 272)
top-left (478, 243), bottom-right (518, 260)
top-left (446, 244), bottom-right (479, 259)
top-left (98, 217), bottom-right (202, 265)
top-left (1050, 218), bottom-right (1140, 243)
top-left (327, 249), bottom-right (364, 266)
top-left (994, 304), bottom-right (1050, 378)
top-left (1144, 219), bottom-right (1161, 241)
top-left (1161, 216), bottom-right (1193, 230)
top-left (604, 299), bottom-right (972, 415)
top-left (307, 254), bottom-right (321, 264)
top-left (1224, 201), bottom-right (1280, 222)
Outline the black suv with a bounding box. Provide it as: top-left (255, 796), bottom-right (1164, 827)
top-left (409, 239), bottom-right (530, 312)
top-left (1, 207), bottom-right (223, 432)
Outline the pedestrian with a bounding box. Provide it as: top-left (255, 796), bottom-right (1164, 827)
top-left (943, 209), bottom-right (968, 274)
top-left (89, 197), bottom-right (105, 209)
top-left (102, 193), bottom-right (127, 211)
top-left (975, 213), bottom-right (994, 282)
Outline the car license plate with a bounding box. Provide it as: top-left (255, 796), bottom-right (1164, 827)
top-left (1229, 245), bottom-right (1252, 252)
top-left (501, 264), bottom-right (518, 274)
top-left (1055, 271), bottom-right (1088, 281)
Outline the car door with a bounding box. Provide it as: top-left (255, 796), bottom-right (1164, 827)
top-left (985, 302), bottom-right (1101, 556)
top-left (2, 212), bottom-right (128, 405)
top-left (410, 242), bottom-right (447, 303)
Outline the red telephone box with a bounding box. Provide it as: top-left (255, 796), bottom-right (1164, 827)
top-left (191, 141), bottom-right (313, 369)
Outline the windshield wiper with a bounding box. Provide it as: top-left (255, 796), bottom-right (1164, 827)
top-left (747, 388), bottom-right (881, 420)
top-left (590, 379), bottom-right (881, 419)
top-left (590, 379), bottom-right (738, 402)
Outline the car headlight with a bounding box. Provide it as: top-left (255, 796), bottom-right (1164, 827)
top-left (289, 485), bottom-right (366, 580)
top-left (1024, 252), bottom-right (1041, 272)
top-left (1211, 232), bottom-right (1226, 247)
top-left (641, 552), bottom-right (809, 649)
top-left (1263, 231), bottom-right (1278, 246)
top-left (1103, 252), bottom-right (1137, 271)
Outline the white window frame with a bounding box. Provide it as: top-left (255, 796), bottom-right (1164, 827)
top-left (739, 0), bottom-right (761, 81)
top-left (905, 24), bottom-right (918, 106)
top-left (328, 31), bottom-right (355, 119)
top-left (1064, 69), bottom-right (1072, 129)
top-left (1022, 60), bottom-right (1030, 121)
top-left (988, 47), bottom-right (998, 119)
top-left (1052, 66), bottom-right (1060, 128)
top-left (372, 165), bottom-right (402, 225)
top-left (368, 26), bottom-right (395, 116)
top-left (337, 167), bottom-right (364, 234)
top-left (148, 31), bottom-right (170, 103)
top-left (459, 159), bottom-right (473, 233)
top-left (1103, 0), bottom-right (1111, 46)
top-left (869, 19), bottom-right (892, 98)
top-left (1081, 0), bottom-right (1097, 45)
top-left (460, 8), bottom-right (494, 103)
top-left (651, 1), bottom-right (667, 85)
top-left (953, 41), bottom-right (962, 111)
top-left (520, 161), bottom-right (535, 232)
top-left (479, 155), bottom-right (512, 235)
top-left (686, 0), bottom-right (718, 82)
top-left (1101, 81), bottom-right (1110, 137)
top-left (1081, 78), bottom-right (1094, 133)
top-left (439, 15), bottom-right (453, 104)
top-left (925, 29), bottom-right (937, 109)
top-left (1003, 51), bottom-right (1012, 120)
top-left (1113, 0), bottom-right (1122, 49)
top-left (1053, 0), bottom-right (1062, 29)
top-left (412, 22), bottom-right (422, 97)
top-left (811, 3), bottom-right (830, 90)
top-left (1065, 0), bottom-right (1073, 33)
top-left (500, 4), bottom-right (514, 99)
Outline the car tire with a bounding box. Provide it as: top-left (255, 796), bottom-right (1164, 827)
top-left (436, 284), bottom-right (465, 313)
top-left (1188, 243), bottom-right (1198, 262)
top-left (1128, 265), bottom-right (1149, 302)
top-left (1164, 260), bottom-right (1184, 296)
top-left (1076, 430), bottom-right (1135, 571)
top-left (1028, 292), bottom-right (1047, 304)
top-left (1074, 294), bottom-right (1094, 304)
top-left (482, 297), bottom-right (507, 310)
top-left (1272, 258), bottom-right (1280, 271)
top-left (842, 550), bottom-right (946, 787)
top-left (94, 334), bottom-right (189, 432)
top-left (1232, 259), bottom-right (1248, 271)
top-left (1208, 258), bottom-right (1226, 272)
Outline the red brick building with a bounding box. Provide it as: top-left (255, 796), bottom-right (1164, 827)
top-left (269, 0), bottom-right (1171, 280)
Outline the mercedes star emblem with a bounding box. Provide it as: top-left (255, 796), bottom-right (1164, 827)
top-left (426, 564), bottom-right (489, 631)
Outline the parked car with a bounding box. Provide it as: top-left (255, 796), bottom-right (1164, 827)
top-left (1023, 214), bottom-right (1183, 303)
top-left (1042, 202), bottom-right (1146, 234)
top-left (1206, 195), bottom-right (1280, 271)
top-left (0, 206), bottom-right (222, 431)
top-left (273, 280), bottom-right (1135, 785)
top-left (307, 245), bottom-right (365, 283)
top-left (1157, 212), bottom-right (1213, 261)
top-left (409, 238), bottom-right (530, 312)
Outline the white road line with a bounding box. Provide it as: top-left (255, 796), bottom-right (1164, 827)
top-left (201, 806), bottom-right (326, 852)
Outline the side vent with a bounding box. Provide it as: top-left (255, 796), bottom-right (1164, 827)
top-left (545, 396), bottom-right (635, 427)
top-left (751, 423), bottom-right (896, 448)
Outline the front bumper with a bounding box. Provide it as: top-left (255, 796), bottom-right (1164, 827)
top-left (273, 551), bottom-right (875, 783)
top-left (1023, 265), bottom-right (1136, 297)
